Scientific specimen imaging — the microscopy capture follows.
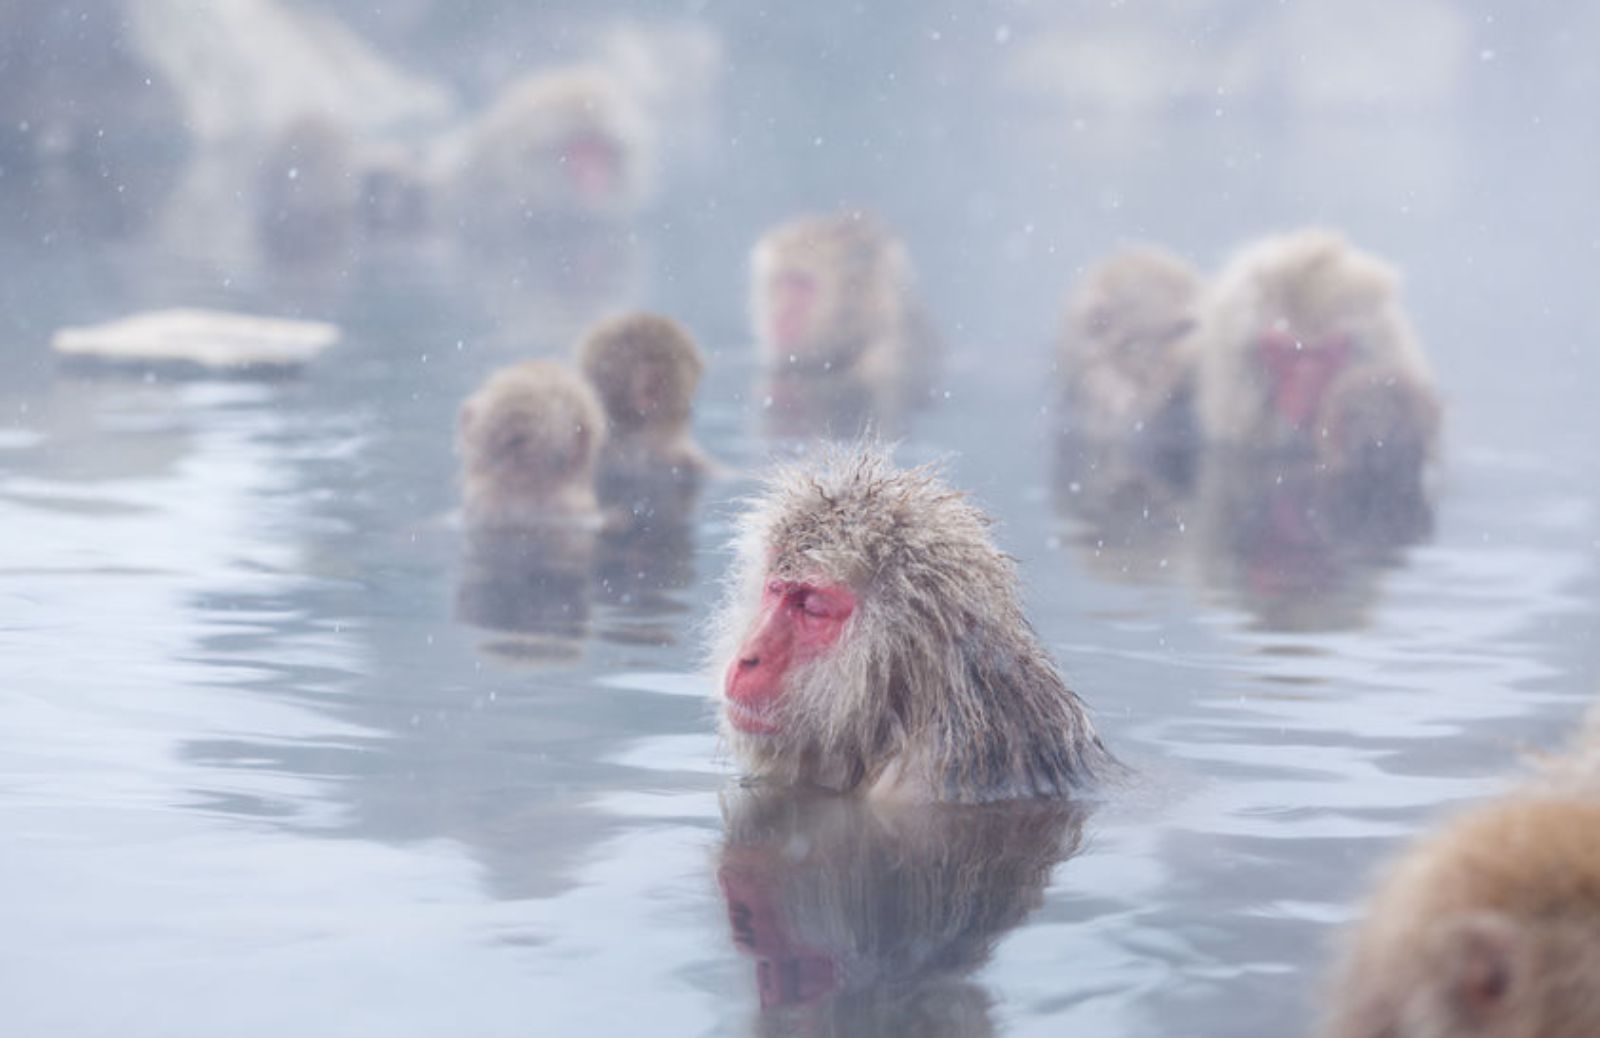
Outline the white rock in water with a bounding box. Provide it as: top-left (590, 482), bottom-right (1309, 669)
top-left (52, 309), bottom-right (339, 370)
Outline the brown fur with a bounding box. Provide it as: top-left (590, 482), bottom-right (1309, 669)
top-left (719, 790), bottom-right (1085, 1032)
top-left (457, 360), bottom-right (606, 529)
top-left (1194, 228), bottom-right (1439, 457)
top-left (709, 446), bottom-right (1118, 803)
top-left (577, 311), bottom-right (711, 480)
top-left (1059, 245), bottom-right (1203, 442)
top-left (749, 211), bottom-right (938, 398)
top-left (1322, 730), bottom-right (1600, 1038)
top-left (447, 66), bottom-right (652, 234)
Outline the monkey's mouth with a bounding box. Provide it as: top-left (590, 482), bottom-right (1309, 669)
top-left (724, 698), bottom-right (778, 735)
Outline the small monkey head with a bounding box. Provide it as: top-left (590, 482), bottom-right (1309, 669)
top-left (470, 67), bottom-right (650, 217)
top-left (750, 212), bottom-right (912, 370)
top-left (1323, 796), bottom-right (1600, 1038)
top-left (457, 359), bottom-right (606, 526)
top-left (1061, 245), bottom-right (1202, 435)
top-left (577, 312), bottom-right (704, 434)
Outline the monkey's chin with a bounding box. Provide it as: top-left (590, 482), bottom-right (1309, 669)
top-left (723, 698), bottom-right (779, 736)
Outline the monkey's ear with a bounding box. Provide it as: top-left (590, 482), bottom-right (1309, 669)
top-left (1433, 912), bottom-right (1524, 1025)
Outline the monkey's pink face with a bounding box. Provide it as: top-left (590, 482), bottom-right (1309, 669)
top-left (767, 270), bottom-right (820, 350)
top-left (563, 131), bottom-right (619, 202)
top-left (1258, 329), bottom-right (1353, 428)
top-left (723, 578), bottom-right (856, 735)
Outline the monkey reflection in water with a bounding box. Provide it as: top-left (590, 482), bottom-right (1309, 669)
top-left (1190, 452), bottom-right (1434, 632)
top-left (719, 791), bottom-right (1087, 1036)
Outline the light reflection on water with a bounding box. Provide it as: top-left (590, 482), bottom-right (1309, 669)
top-left (3, 16), bottom-right (1600, 1038)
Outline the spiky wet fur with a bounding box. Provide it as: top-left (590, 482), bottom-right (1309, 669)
top-left (1194, 228), bottom-right (1437, 451)
top-left (710, 446), bottom-right (1118, 802)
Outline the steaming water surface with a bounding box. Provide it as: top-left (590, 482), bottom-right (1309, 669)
top-left (3, 22), bottom-right (1599, 1037)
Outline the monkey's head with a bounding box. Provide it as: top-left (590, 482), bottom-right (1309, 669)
top-left (1061, 245), bottom-right (1202, 434)
top-left (474, 68), bottom-right (648, 216)
top-left (711, 447), bottom-right (1057, 794)
top-left (1242, 230), bottom-right (1403, 431)
top-left (1323, 796), bottom-right (1600, 1038)
top-left (750, 212), bottom-right (912, 370)
top-left (1065, 245), bottom-right (1200, 371)
top-left (457, 360), bottom-right (606, 526)
top-left (577, 312), bottom-right (704, 434)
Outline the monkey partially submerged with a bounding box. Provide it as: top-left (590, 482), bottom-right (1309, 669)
top-left (577, 311), bottom-right (713, 487)
top-left (1058, 244), bottom-right (1203, 444)
top-left (749, 211), bottom-right (940, 429)
top-left (710, 446), bottom-right (1118, 802)
top-left (1320, 721), bottom-right (1600, 1038)
top-left (1193, 228), bottom-right (1440, 480)
top-left (457, 359), bottom-right (607, 530)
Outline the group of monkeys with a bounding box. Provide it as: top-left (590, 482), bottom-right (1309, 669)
top-left (455, 209), bottom-right (1587, 1036)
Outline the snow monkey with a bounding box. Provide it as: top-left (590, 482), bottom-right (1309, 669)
top-left (749, 211), bottom-right (939, 409)
top-left (710, 446), bottom-right (1118, 803)
top-left (1059, 244), bottom-right (1203, 443)
top-left (576, 311), bottom-right (712, 486)
top-left (1194, 228), bottom-right (1439, 476)
top-left (1320, 718), bottom-right (1600, 1038)
top-left (447, 66), bottom-right (652, 237)
top-left (717, 790), bottom-right (1086, 1027)
top-left (457, 359), bottom-right (607, 530)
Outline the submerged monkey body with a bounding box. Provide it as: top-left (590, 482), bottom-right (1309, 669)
top-left (712, 448), bottom-right (1116, 803)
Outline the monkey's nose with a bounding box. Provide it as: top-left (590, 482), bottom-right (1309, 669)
top-left (738, 655), bottom-right (760, 669)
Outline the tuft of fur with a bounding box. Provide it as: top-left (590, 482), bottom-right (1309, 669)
top-left (1193, 228), bottom-right (1438, 452)
top-left (749, 211), bottom-right (937, 387)
top-left (709, 445), bottom-right (1119, 803)
top-left (577, 311), bottom-right (711, 479)
top-left (457, 359), bottom-right (607, 529)
top-left (1059, 244), bottom-right (1203, 442)
top-left (1321, 726), bottom-right (1600, 1038)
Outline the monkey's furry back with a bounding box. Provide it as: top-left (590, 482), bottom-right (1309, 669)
top-left (711, 445), bottom-right (1118, 802)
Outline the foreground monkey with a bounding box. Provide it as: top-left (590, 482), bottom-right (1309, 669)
top-left (1193, 229), bottom-right (1440, 479)
top-left (1059, 245), bottom-right (1203, 443)
top-left (457, 359), bottom-right (607, 530)
top-left (1321, 722), bottom-right (1600, 1037)
top-left (719, 790), bottom-right (1084, 1026)
top-left (750, 212), bottom-right (939, 425)
top-left (710, 447), bottom-right (1118, 802)
top-left (577, 312), bottom-right (713, 486)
